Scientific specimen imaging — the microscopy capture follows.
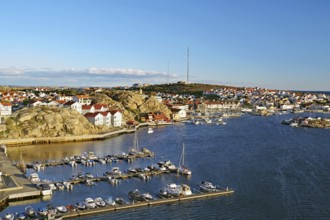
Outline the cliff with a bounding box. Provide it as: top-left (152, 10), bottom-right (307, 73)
top-left (3, 106), bottom-right (103, 139)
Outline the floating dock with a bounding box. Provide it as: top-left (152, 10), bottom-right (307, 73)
top-left (0, 146), bottom-right (40, 208)
top-left (62, 190), bottom-right (234, 219)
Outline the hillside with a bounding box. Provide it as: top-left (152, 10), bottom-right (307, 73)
top-left (95, 90), bottom-right (172, 120)
top-left (139, 83), bottom-right (238, 96)
top-left (3, 106), bottom-right (104, 139)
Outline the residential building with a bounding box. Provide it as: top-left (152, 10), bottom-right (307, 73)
top-left (73, 95), bottom-right (92, 105)
top-left (0, 102), bottom-right (12, 116)
top-left (109, 110), bottom-right (122, 127)
top-left (84, 112), bottom-right (104, 126)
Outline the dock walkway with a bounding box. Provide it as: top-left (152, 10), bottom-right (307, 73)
top-left (62, 190), bottom-right (234, 219)
top-left (0, 147), bottom-right (40, 207)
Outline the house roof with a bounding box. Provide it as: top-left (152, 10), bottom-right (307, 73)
top-left (94, 104), bottom-right (108, 110)
top-left (82, 105), bottom-right (93, 110)
top-left (75, 95), bottom-right (91, 99)
top-left (100, 111), bottom-right (110, 116)
top-left (0, 102), bottom-right (12, 106)
top-left (63, 101), bottom-right (76, 106)
top-left (84, 112), bottom-right (101, 118)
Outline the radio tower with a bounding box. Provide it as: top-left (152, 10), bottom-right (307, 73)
top-left (186, 47), bottom-right (189, 84)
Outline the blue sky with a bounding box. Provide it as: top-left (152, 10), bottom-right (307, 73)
top-left (0, 0), bottom-right (329, 90)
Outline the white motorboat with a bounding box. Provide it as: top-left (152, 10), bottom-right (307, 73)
top-left (164, 183), bottom-right (181, 197)
top-left (94, 197), bottom-right (106, 207)
top-left (180, 184), bottom-right (192, 196)
top-left (199, 181), bottom-right (217, 192)
top-left (37, 207), bottom-right (48, 216)
top-left (84, 198), bottom-right (97, 209)
top-left (28, 173), bottom-right (40, 184)
top-left (3, 212), bottom-right (15, 220)
top-left (40, 183), bottom-right (53, 196)
top-left (55, 182), bottom-right (65, 190)
top-left (75, 202), bottom-right (86, 210)
top-left (56, 205), bottom-right (67, 213)
top-left (105, 196), bottom-right (116, 206)
top-left (63, 181), bottom-right (73, 190)
top-left (157, 189), bottom-right (171, 198)
top-left (25, 206), bottom-right (37, 218)
top-left (147, 127), bottom-right (154, 134)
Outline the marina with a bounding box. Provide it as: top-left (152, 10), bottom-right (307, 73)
top-left (1, 113), bottom-right (330, 219)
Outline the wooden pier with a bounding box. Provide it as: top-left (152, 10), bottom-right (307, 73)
top-left (62, 190), bottom-right (234, 219)
top-left (0, 146), bottom-right (40, 208)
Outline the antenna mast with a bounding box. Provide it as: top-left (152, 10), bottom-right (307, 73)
top-left (186, 47), bottom-right (189, 84)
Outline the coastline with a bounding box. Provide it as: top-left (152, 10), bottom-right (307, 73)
top-left (0, 123), bottom-right (154, 148)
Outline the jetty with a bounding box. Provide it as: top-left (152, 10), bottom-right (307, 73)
top-left (62, 190), bottom-right (234, 219)
top-left (0, 145), bottom-right (40, 208)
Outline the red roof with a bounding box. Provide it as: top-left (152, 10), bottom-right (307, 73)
top-left (94, 104), bottom-right (108, 110)
top-left (82, 105), bottom-right (93, 110)
top-left (84, 112), bottom-right (101, 118)
top-left (100, 112), bottom-right (110, 116)
top-left (0, 102), bottom-right (12, 106)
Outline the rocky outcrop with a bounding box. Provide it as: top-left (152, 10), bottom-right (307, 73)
top-left (3, 106), bottom-right (103, 139)
top-left (94, 90), bottom-right (172, 121)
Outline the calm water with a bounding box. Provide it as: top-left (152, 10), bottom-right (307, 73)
top-left (3, 113), bottom-right (330, 219)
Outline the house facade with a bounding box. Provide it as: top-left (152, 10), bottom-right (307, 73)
top-left (0, 102), bottom-right (12, 116)
top-left (73, 95), bottom-right (92, 105)
top-left (110, 110), bottom-right (122, 127)
top-left (84, 112), bottom-right (104, 126)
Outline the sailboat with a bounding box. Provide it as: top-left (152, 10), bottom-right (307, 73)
top-left (129, 131), bottom-right (140, 155)
top-left (178, 143), bottom-right (192, 175)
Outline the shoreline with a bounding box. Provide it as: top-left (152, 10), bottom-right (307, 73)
top-left (0, 123), bottom-right (154, 148)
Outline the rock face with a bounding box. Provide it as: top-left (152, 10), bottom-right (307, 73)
top-left (92, 93), bottom-right (135, 122)
top-left (99, 90), bottom-right (172, 120)
top-left (4, 106), bottom-right (101, 139)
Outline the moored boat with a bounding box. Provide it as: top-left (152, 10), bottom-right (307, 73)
top-left (84, 198), bottom-right (97, 209)
top-left (75, 202), bottom-right (86, 210)
top-left (28, 173), bottom-right (40, 184)
top-left (56, 205), bottom-right (67, 213)
top-left (164, 183), bottom-right (181, 197)
top-left (16, 212), bottom-right (27, 220)
top-left (105, 196), bottom-right (116, 206)
top-left (180, 184), bottom-right (192, 196)
top-left (94, 197), bottom-right (106, 207)
top-left (199, 181), bottom-right (217, 192)
top-left (115, 197), bottom-right (128, 205)
top-left (25, 206), bottom-right (37, 218)
top-left (3, 212), bottom-right (15, 220)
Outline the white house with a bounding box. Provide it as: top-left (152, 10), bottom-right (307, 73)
top-left (57, 95), bottom-right (73, 102)
top-left (0, 102), bottom-right (12, 116)
top-left (73, 95), bottom-right (92, 106)
top-left (84, 112), bottom-right (104, 126)
top-left (82, 105), bottom-right (95, 115)
top-left (31, 100), bottom-right (47, 107)
top-left (94, 104), bottom-right (108, 112)
top-left (109, 110), bottom-right (122, 127)
top-left (170, 108), bottom-right (186, 121)
top-left (100, 111), bottom-right (112, 127)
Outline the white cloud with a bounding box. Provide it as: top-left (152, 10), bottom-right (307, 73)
top-left (0, 66), bottom-right (178, 86)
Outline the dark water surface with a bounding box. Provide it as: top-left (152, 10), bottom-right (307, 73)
top-left (3, 113), bottom-right (330, 219)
